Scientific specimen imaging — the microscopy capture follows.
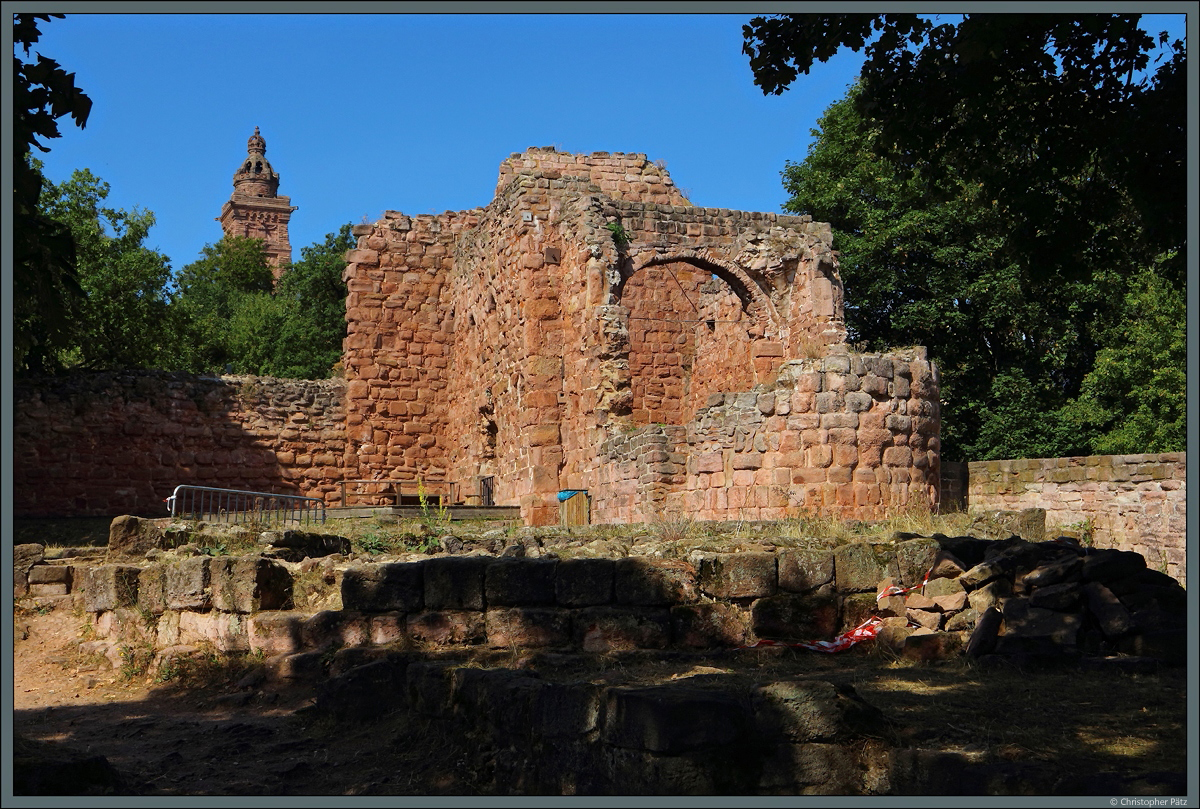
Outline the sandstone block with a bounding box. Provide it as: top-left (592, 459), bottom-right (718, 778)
top-left (753, 680), bottom-right (852, 742)
top-left (248, 610), bottom-right (306, 656)
top-left (341, 562), bottom-right (424, 612)
top-left (670, 602), bottom-right (751, 648)
top-left (750, 590), bottom-right (839, 641)
top-left (555, 558), bottom-right (614, 607)
top-left (485, 607), bottom-right (571, 647)
top-left (80, 565), bottom-right (141, 612)
top-left (166, 557), bottom-right (211, 611)
top-left (485, 558), bottom-right (558, 606)
top-left (137, 563), bottom-right (168, 615)
top-left (603, 685), bottom-right (749, 754)
top-left (833, 542), bottom-right (899, 593)
top-left (210, 556), bottom-right (294, 613)
top-left (407, 610), bottom-right (486, 645)
top-left (573, 606), bottom-right (670, 652)
top-left (694, 552), bottom-right (776, 599)
top-left (424, 556), bottom-right (489, 610)
top-left (614, 557), bottom-right (697, 606)
top-left (14, 544), bottom-right (44, 597)
top-left (107, 515), bottom-right (164, 560)
top-left (777, 547), bottom-right (834, 593)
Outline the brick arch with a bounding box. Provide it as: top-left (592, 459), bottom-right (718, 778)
top-left (618, 249), bottom-right (782, 338)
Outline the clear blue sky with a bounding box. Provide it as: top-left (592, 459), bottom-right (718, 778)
top-left (23, 11), bottom-right (1188, 272)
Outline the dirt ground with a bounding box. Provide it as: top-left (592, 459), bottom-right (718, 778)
top-left (10, 595), bottom-right (1188, 797)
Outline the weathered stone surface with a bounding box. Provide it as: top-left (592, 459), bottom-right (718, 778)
top-left (485, 607), bottom-right (571, 648)
top-left (262, 530), bottom-right (351, 560)
top-left (136, 563), bottom-right (168, 616)
top-left (407, 610), bottom-right (486, 646)
top-left (1027, 581), bottom-right (1083, 611)
top-left (906, 608), bottom-right (941, 631)
top-left (573, 606), bottom-right (670, 652)
top-left (423, 556), bottom-right (489, 610)
top-left (693, 552), bottom-right (776, 599)
top-left (248, 610), bottom-right (306, 656)
top-left (14, 544), bottom-right (45, 597)
top-left (341, 562), bottom-right (424, 612)
top-left (166, 557), bottom-right (211, 611)
top-left (535, 681), bottom-right (602, 738)
top-left (603, 685), bottom-right (749, 754)
top-left (670, 602), bottom-right (751, 648)
top-left (922, 574), bottom-right (965, 598)
top-left (833, 542), bottom-right (899, 593)
top-left (485, 558), bottom-right (557, 606)
top-left (210, 556), bottom-right (293, 613)
top-left (893, 537), bottom-right (941, 587)
top-left (27, 564), bottom-right (71, 585)
top-left (751, 590), bottom-right (839, 641)
top-left (106, 515), bottom-right (165, 561)
top-left (965, 606), bottom-right (1002, 657)
top-left (1082, 549), bottom-right (1146, 584)
top-left (969, 509), bottom-right (1046, 542)
top-left (1000, 599), bottom-right (1082, 647)
top-left (776, 547), bottom-right (834, 593)
top-left (967, 578), bottom-right (1012, 613)
top-left (1020, 554), bottom-right (1083, 589)
top-left (614, 558), bottom-right (697, 606)
top-left (752, 681), bottom-right (848, 742)
top-left (1084, 582), bottom-right (1134, 638)
top-left (902, 630), bottom-right (965, 662)
top-left (79, 565), bottom-right (141, 612)
top-left (555, 558), bottom-right (614, 607)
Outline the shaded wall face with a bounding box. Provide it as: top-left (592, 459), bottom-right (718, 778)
top-left (13, 374), bottom-right (346, 517)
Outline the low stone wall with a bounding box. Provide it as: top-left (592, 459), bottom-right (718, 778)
top-left (13, 372), bottom-right (347, 517)
top-left (967, 454), bottom-right (1186, 582)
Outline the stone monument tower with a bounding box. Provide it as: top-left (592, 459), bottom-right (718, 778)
top-left (217, 126), bottom-right (298, 280)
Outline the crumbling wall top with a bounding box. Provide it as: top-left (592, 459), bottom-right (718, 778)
top-left (495, 146), bottom-right (690, 206)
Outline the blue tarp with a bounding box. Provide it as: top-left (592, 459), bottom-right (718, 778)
top-left (557, 490), bottom-right (587, 502)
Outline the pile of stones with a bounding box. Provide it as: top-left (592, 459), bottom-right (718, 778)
top-left (871, 534), bottom-right (1187, 667)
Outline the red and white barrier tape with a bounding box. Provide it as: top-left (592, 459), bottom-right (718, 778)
top-left (741, 565), bottom-right (934, 654)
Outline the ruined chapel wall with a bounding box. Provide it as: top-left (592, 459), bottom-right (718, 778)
top-left (587, 350), bottom-right (941, 524)
top-left (495, 147), bottom-right (690, 206)
top-left (13, 372), bottom-right (345, 517)
top-left (341, 211), bottom-right (478, 485)
top-left (440, 176), bottom-right (578, 522)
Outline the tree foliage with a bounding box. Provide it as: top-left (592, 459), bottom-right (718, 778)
top-left (13, 13), bottom-right (94, 373)
top-left (36, 164), bottom-right (178, 370)
top-left (750, 14), bottom-right (1186, 460)
top-left (744, 13), bottom-right (1186, 279)
top-left (173, 227), bottom-right (352, 378)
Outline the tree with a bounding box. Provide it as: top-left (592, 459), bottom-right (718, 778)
top-left (1062, 258), bottom-right (1186, 454)
top-left (750, 14), bottom-right (1186, 459)
top-left (35, 165), bottom-right (178, 370)
top-left (781, 86), bottom-right (1132, 460)
top-left (743, 13), bottom-right (1186, 280)
top-left (13, 13), bottom-right (94, 373)
top-left (173, 226), bottom-right (352, 378)
top-left (267, 224), bottom-right (354, 378)
top-left (173, 236), bottom-right (274, 373)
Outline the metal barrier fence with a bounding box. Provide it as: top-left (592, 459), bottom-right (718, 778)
top-left (166, 485), bottom-right (326, 526)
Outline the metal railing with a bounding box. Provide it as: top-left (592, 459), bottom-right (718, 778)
top-left (166, 485), bottom-right (326, 526)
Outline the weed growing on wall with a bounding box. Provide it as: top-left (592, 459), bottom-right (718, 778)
top-left (605, 222), bottom-right (632, 247)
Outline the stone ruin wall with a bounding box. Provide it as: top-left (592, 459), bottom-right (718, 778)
top-left (12, 373), bottom-right (346, 518)
top-left (341, 147), bottom-right (932, 525)
top-left (13, 147), bottom-right (937, 526)
top-left (968, 454), bottom-right (1187, 582)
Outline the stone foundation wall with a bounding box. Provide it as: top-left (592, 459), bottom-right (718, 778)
top-left (13, 372), bottom-right (346, 517)
top-left (967, 454), bottom-right (1187, 582)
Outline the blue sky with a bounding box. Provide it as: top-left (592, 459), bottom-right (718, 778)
top-left (23, 11), bottom-right (1189, 272)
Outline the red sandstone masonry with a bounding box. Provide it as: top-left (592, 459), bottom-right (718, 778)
top-left (13, 373), bottom-right (346, 517)
top-left (967, 454), bottom-right (1187, 582)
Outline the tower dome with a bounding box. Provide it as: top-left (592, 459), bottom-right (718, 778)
top-left (217, 126), bottom-right (298, 279)
top-left (232, 126), bottom-right (280, 197)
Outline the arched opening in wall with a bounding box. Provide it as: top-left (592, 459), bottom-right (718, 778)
top-left (619, 261), bottom-right (756, 427)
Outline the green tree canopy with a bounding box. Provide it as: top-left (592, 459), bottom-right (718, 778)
top-left (13, 13), bottom-right (94, 373)
top-left (36, 164), bottom-right (178, 370)
top-left (173, 227), bottom-right (352, 378)
top-left (743, 14), bottom-right (1186, 282)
